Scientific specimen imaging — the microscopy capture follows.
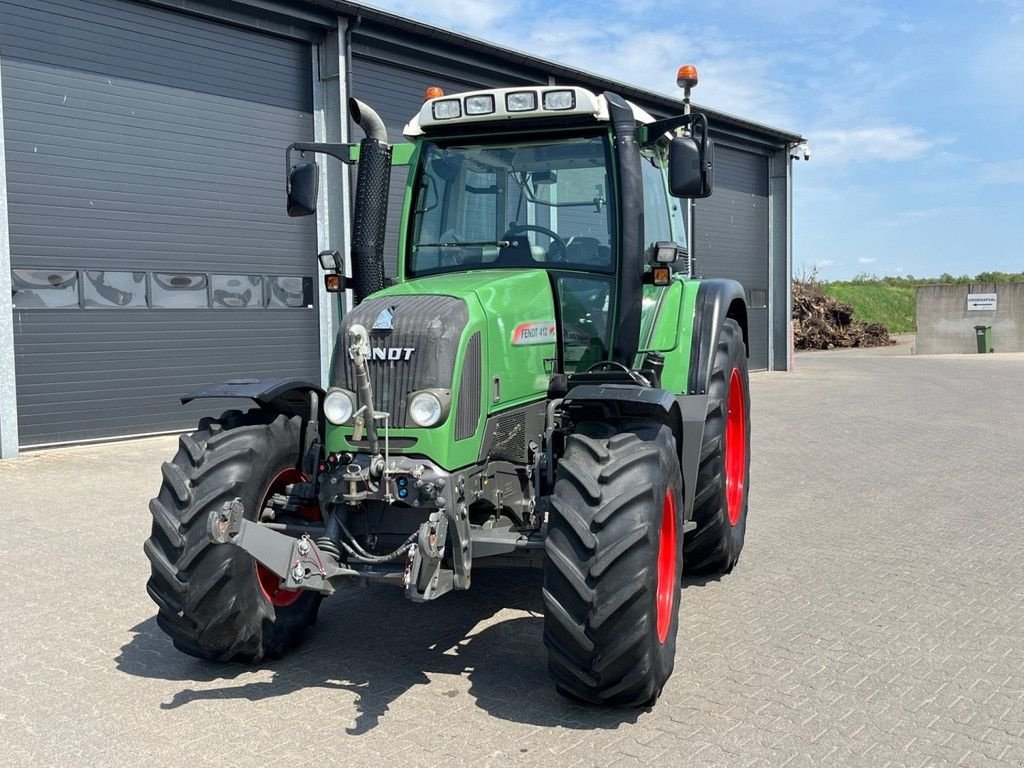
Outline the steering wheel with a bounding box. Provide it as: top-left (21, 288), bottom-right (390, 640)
top-left (507, 222), bottom-right (568, 262)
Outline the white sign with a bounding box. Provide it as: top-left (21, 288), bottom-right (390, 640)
top-left (967, 293), bottom-right (998, 311)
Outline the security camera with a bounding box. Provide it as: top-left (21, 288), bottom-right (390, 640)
top-left (790, 143), bottom-right (811, 161)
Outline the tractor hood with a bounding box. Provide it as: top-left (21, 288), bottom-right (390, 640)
top-left (326, 270), bottom-right (556, 470)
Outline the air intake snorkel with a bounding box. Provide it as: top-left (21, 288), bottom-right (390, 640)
top-left (604, 92), bottom-right (644, 366)
top-left (348, 97), bottom-right (392, 306)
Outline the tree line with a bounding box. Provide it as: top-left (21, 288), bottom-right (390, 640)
top-left (835, 271), bottom-right (1024, 286)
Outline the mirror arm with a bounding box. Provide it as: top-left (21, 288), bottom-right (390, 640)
top-left (641, 112), bottom-right (709, 147)
top-left (286, 142), bottom-right (359, 166)
top-left (285, 142), bottom-right (359, 195)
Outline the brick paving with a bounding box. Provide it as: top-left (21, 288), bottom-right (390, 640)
top-left (2, 347), bottom-right (1023, 767)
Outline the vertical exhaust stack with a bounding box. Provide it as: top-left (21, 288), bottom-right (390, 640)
top-left (349, 97), bottom-right (392, 305)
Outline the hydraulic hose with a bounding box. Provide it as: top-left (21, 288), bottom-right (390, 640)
top-left (349, 324), bottom-right (380, 456)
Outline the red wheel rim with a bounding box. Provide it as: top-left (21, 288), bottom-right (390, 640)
top-left (655, 488), bottom-right (678, 644)
top-left (724, 367), bottom-right (747, 526)
top-left (255, 468), bottom-right (317, 608)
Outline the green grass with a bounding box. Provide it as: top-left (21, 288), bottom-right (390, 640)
top-left (823, 283), bottom-right (917, 333)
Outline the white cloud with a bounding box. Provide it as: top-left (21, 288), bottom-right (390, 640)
top-left (810, 125), bottom-right (944, 166)
top-left (816, 259), bottom-right (835, 267)
top-left (980, 158), bottom-right (1024, 185)
top-left (858, 257), bottom-right (876, 263)
top-left (971, 22), bottom-right (1024, 116)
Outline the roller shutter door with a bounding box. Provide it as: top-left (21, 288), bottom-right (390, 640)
top-left (695, 145), bottom-right (770, 370)
top-left (1, 0), bottom-right (318, 444)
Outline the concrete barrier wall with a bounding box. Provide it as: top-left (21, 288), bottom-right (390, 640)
top-left (916, 283), bottom-right (1024, 354)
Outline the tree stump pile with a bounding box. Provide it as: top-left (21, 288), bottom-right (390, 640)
top-left (792, 281), bottom-right (894, 350)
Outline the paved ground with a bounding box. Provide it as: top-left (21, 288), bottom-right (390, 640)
top-left (3, 346), bottom-right (1024, 768)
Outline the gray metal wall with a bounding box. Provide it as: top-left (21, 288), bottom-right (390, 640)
top-left (694, 145), bottom-right (770, 369)
top-left (0, 0), bottom-right (319, 444)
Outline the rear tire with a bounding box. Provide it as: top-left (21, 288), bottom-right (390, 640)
top-left (684, 318), bottom-right (751, 574)
top-left (144, 409), bottom-right (320, 662)
top-left (543, 422), bottom-right (684, 707)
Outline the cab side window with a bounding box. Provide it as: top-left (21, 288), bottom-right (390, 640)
top-left (641, 147), bottom-right (673, 260)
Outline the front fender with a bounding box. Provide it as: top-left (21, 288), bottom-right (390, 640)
top-left (687, 279), bottom-right (748, 395)
top-left (181, 377), bottom-right (324, 419)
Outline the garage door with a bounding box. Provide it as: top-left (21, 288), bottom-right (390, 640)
top-left (694, 145), bottom-right (769, 370)
top-left (1, 0), bottom-right (318, 445)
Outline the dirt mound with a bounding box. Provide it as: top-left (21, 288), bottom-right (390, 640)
top-left (793, 281), bottom-right (894, 350)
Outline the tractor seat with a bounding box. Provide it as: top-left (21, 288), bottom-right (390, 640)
top-left (565, 236), bottom-right (611, 268)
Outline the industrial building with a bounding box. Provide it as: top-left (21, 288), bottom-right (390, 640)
top-left (0, 0), bottom-right (804, 456)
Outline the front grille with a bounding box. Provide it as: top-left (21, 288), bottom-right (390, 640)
top-left (332, 295), bottom-right (469, 429)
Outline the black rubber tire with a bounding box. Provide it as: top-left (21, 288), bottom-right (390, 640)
top-left (144, 409), bottom-right (320, 662)
top-left (684, 318), bottom-right (751, 574)
top-left (543, 422), bottom-right (684, 707)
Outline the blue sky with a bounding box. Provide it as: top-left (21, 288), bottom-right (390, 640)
top-left (363, 0), bottom-right (1024, 280)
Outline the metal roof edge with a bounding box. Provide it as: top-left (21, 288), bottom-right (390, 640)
top-left (287, 0), bottom-right (806, 145)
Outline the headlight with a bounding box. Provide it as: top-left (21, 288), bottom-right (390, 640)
top-left (431, 99), bottom-right (461, 120)
top-left (465, 94), bottom-right (495, 115)
top-left (324, 389), bottom-right (355, 425)
top-left (408, 391), bottom-right (443, 427)
top-left (543, 89), bottom-right (576, 111)
top-left (506, 90), bottom-right (538, 112)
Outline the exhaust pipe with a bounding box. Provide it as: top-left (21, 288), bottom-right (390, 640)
top-left (350, 97), bottom-right (387, 143)
top-left (348, 97), bottom-right (392, 305)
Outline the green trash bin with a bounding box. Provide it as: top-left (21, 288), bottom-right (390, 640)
top-left (974, 325), bottom-right (993, 354)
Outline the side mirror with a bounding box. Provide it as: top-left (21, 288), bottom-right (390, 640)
top-left (287, 162), bottom-right (319, 217)
top-left (668, 136), bottom-right (714, 198)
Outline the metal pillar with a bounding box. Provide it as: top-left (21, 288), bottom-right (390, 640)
top-left (768, 146), bottom-right (796, 372)
top-left (312, 18), bottom-right (352, 388)
top-left (786, 151), bottom-right (794, 371)
top-left (767, 153), bottom-right (775, 370)
top-left (0, 56), bottom-right (20, 458)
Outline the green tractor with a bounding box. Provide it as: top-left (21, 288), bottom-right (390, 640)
top-left (145, 66), bottom-right (751, 707)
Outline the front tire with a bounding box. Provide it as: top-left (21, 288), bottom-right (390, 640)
top-left (543, 422), bottom-right (684, 707)
top-left (684, 318), bottom-right (751, 574)
top-left (144, 409), bottom-right (320, 662)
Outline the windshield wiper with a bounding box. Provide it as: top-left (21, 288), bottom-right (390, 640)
top-left (412, 240), bottom-right (511, 249)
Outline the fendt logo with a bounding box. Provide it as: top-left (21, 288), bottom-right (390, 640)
top-left (350, 347), bottom-right (415, 361)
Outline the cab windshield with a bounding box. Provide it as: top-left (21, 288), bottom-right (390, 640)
top-left (407, 135), bottom-right (615, 276)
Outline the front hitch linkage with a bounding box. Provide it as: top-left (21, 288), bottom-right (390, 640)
top-left (207, 499), bottom-right (354, 595)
